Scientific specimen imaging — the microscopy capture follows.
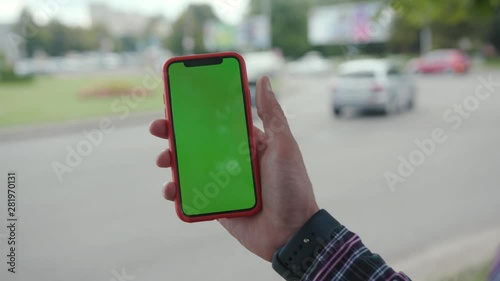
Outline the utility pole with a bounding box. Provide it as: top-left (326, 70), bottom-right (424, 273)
top-left (182, 11), bottom-right (195, 55)
top-left (263, 0), bottom-right (272, 49)
top-left (420, 25), bottom-right (432, 55)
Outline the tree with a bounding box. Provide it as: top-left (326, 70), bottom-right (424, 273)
top-left (485, 14), bottom-right (500, 53)
top-left (247, 0), bottom-right (500, 56)
top-left (270, 0), bottom-right (311, 57)
top-left (165, 4), bottom-right (217, 55)
top-left (116, 36), bottom-right (138, 52)
top-left (249, 0), bottom-right (311, 57)
top-left (385, 0), bottom-right (500, 53)
top-left (248, 0), bottom-right (390, 58)
top-left (387, 16), bottom-right (420, 53)
top-left (36, 20), bottom-right (110, 56)
top-left (12, 8), bottom-right (41, 58)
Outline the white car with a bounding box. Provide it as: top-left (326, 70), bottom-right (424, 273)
top-left (332, 59), bottom-right (416, 116)
top-left (243, 50), bottom-right (285, 82)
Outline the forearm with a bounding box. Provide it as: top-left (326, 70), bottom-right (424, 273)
top-left (272, 210), bottom-right (411, 281)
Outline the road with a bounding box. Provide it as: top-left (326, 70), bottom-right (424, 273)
top-left (1, 70), bottom-right (500, 281)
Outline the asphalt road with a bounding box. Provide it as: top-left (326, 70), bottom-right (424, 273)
top-left (1, 70), bottom-right (500, 281)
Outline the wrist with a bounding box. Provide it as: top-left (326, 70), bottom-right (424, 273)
top-left (273, 203), bottom-right (320, 254)
top-left (271, 209), bottom-right (342, 281)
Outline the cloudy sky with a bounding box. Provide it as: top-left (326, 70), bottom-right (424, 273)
top-left (0, 0), bottom-right (250, 26)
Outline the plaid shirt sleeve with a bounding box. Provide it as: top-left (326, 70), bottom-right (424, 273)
top-left (301, 226), bottom-right (411, 281)
top-left (489, 248), bottom-right (500, 281)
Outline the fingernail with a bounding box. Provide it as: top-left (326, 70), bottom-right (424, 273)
top-left (267, 79), bottom-right (273, 92)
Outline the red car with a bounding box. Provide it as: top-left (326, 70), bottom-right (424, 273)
top-left (412, 49), bottom-right (471, 74)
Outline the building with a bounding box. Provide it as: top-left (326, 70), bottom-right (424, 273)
top-left (0, 23), bottom-right (20, 64)
top-left (89, 4), bottom-right (151, 37)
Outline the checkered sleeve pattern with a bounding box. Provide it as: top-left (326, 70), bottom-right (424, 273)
top-left (301, 226), bottom-right (412, 281)
top-left (489, 248), bottom-right (500, 281)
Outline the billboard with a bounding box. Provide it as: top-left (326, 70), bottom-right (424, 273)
top-left (308, 1), bottom-right (395, 45)
top-left (237, 15), bottom-right (271, 50)
top-left (203, 21), bottom-right (238, 51)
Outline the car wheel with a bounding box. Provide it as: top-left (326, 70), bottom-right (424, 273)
top-left (382, 97), bottom-right (398, 115)
top-left (333, 107), bottom-right (342, 117)
top-left (407, 98), bottom-right (414, 110)
top-left (407, 89), bottom-right (416, 110)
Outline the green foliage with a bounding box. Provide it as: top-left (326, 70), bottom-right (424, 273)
top-left (115, 36), bottom-right (139, 52)
top-left (248, 0), bottom-right (500, 56)
top-left (12, 8), bottom-right (41, 58)
top-left (12, 9), bottom-right (142, 57)
top-left (165, 4), bottom-right (216, 55)
top-left (486, 10), bottom-right (500, 52)
top-left (271, 0), bottom-right (311, 58)
top-left (0, 75), bottom-right (163, 128)
top-left (387, 16), bottom-right (420, 53)
top-left (36, 21), bottom-right (107, 56)
top-left (387, 0), bottom-right (499, 26)
top-left (248, 0), bottom-right (399, 58)
top-left (13, 9), bottom-right (102, 57)
top-left (0, 68), bottom-right (34, 83)
top-left (385, 0), bottom-right (500, 52)
top-left (0, 52), bottom-right (33, 83)
top-left (249, 0), bottom-right (317, 57)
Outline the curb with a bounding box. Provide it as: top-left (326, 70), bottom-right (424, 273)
top-left (0, 110), bottom-right (164, 143)
top-left (393, 227), bottom-right (500, 281)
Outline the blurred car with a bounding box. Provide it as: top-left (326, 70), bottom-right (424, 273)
top-left (243, 50), bottom-right (285, 107)
top-left (332, 59), bottom-right (416, 116)
top-left (243, 50), bottom-right (285, 82)
top-left (411, 49), bottom-right (471, 74)
top-left (287, 51), bottom-right (332, 75)
top-left (248, 80), bottom-right (257, 107)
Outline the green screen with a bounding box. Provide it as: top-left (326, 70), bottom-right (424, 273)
top-left (167, 56), bottom-right (256, 216)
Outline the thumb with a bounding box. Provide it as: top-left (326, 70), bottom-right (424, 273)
top-left (255, 76), bottom-right (292, 137)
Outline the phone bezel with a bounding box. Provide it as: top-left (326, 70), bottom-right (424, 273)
top-left (162, 52), bottom-right (262, 223)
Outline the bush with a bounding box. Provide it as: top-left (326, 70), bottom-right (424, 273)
top-left (0, 67), bottom-right (34, 83)
top-left (79, 80), bottom-right (151, 99)
top-left (0, 52), bottom-right (34, 83)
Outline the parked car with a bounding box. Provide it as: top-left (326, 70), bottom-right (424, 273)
top-left (243, 50), bottom-right (285, 107)
top-left (411, 49), bottom-right (471, 74)
top-left (332, 59), bottom-right (416, 116)
top-left (248, 80), bottom-right (257, 107)
top-left (243, 50), bottom-right (285, 82)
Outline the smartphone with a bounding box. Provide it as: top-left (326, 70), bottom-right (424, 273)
top-left (162, 52), bottom-right (262, 223)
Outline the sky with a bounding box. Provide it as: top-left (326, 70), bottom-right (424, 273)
top-left (0, 0), bottom-right (250, 26)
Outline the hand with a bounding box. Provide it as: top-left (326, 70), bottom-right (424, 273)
top-left (150, 76), bottom-right (319, 262)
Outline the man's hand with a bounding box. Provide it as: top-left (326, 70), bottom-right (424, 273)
top-left (149, 76), bottom-right (319, 262)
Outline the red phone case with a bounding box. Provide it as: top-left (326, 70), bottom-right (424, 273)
top-left (162, 52), bottom-right (262, 223)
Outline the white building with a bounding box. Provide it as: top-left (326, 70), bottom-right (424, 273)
top-left (0, 24), bottom-right (20, 64)
top-left (90, 4), bottom-right (152, 37)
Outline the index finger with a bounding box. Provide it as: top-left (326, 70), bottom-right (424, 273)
top-left (149, 119), bottom-right (169, 139)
